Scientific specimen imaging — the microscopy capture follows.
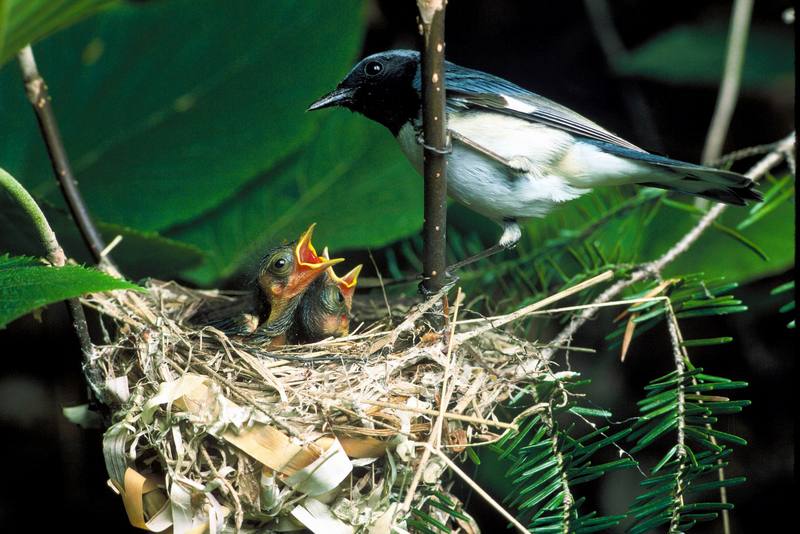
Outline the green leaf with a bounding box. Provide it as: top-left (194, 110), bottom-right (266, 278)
top-left (0, 253), bottom-right (140, 327)
top-left (680, 337), bottom-right (733, 347)
top-left (0, 198), bottom-right (205, 279)
top-left (614, 23), bottom-right (794, 89)
top-left (169, 113), bottom-right (420, 284)
top-left (1, 0), bottom-right (420, 285)
top-left (0, 0), bottom-right (118, 65)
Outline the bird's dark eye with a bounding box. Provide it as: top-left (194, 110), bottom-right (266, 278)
top-left (267, 252), bottom-right (293, 275)
top-left (364, 61), bottom-right (383, 76)
top-left (336, 291), bottom-right (344, 303)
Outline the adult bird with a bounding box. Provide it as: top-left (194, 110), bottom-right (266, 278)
top-left (309, 50), bottom-right (762, 269)
top-left (190, 224), bottom-right (343, 347)
top-left (290, 248), bottom-right (362, 344)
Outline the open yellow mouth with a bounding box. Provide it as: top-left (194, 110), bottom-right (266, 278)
top-left (320, 247), bottom-right (362, 293)
top-left (295, 224), bottom-right (344, 271)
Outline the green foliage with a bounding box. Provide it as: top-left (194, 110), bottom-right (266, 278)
top-left (0, 0), bottom-right (419, 285)
top-left (614, 23), bottom-right (794, 88)
top-left (0, 200), bottom-right (205, 278)
top-left (605, 274), bottom-right (750, 353)
top-left (0, 0), bottom-right (117, 65)
top-left (408, 491), bottom-right (471, 534)
top-left (626, 368), bottom-right (750, 533)
top-left (0, 253), bottom-right (140, 327)
top-left (490, 376), bottom-right (636, 532)
top-left (770, 280), bottom-right (795, 328)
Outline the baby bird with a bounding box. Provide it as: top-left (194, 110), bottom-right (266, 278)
top-left (191, 224), bottom-right (343, 347)
top-left (290, 248), bottom-right (362, 343)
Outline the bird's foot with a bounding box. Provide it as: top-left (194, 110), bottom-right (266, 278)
top-left (417, 271), bottom-right (459, 298)
top-left (416, 132), bottom-right (453, 155)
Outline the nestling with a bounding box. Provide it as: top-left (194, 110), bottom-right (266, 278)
top-left (190, 224), bottom-right (343, 347)
top-left (290, 248), bottom-right (362, 343)
top-left (309, 50), bottom-right (762, 269)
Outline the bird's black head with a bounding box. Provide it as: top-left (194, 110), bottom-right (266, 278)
top-left (308, 50), bottom-right (421, 135)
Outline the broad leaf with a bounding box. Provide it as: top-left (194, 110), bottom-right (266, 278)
top-left (0, 0), bottom-right (421, 285)
top-left (0, 253), bottom-right (141, 327)
top-left (0, 0), bottom-right (117, 65)
top-left (0, 201), bottom-right (205, 279)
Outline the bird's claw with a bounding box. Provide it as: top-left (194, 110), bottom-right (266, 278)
top-left (416, 132), bottom-right (453, 155)
top-left (417, 271), bottom-right (459, 298)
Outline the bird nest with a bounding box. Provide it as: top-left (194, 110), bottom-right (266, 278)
top-left (80, 276), bottom-right (575, 534)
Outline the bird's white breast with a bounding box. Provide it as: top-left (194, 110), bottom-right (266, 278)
top-left (396, 113), bottom-right (590, 221)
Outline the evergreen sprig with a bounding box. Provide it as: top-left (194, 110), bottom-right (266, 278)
top-left (492, 377), bottom-right (637, 533)
top-left (625, 368), bottom-right (750, 533)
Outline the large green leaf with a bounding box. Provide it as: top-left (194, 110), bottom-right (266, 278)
top-left (1, 0), bottom-right (421, 284)
top-left (0, 200), bottom-right (205, 279)
top-left (0, 253), bottom-right (141, 327)
top-left (614, 24), bottom-right (794, 89)
top-left (170, 113), bottom-right (421, 283)
top-left (0, 0), bottom-right (117, 65)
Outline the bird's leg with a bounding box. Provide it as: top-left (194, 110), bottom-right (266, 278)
top-left (449, 131), bottom-right (532, 173)
top-left (446, 219), bottom-right (521, 273)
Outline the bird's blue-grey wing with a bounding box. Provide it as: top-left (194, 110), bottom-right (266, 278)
top-left (442, 62), bottom-right (645, 153)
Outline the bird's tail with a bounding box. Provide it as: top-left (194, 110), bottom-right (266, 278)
top-left (599, 143), bottom-right (763, 205)
top-left (640, 161), bottom-right (763, 206)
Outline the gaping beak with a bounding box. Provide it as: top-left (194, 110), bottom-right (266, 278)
top-left (321, 247), bottom-right (361, 307)
top-left (290, 224), bottom-right (344, 295)
top-left (307, 86), bottom-right (356, 111)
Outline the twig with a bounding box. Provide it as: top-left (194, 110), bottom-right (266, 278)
top-left (418, 0), bottom-right (448, 294)
top-left (17, 45), bottom-right (113, 267)
top-left (664, 302), bottom-right (689, 532)
top-left (701, 0), bottom-right (754, 165)
top-left (0, 168), bottom-right (101, 395)
top-left (356, 399), bottom-right (517, 430)
top-left (456, 270), bottom-right (613, 343)
top-left (399, 286), bottom-right (462, 515)
top-left (367, 248), bottom-right (393, 324)
top-left (424, 444), bottom-right (529, 534)
top-left (528, 132), bottom-right (795, 375)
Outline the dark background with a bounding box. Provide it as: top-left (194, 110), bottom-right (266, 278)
top-left (0, 0), bottom-right (793, 532)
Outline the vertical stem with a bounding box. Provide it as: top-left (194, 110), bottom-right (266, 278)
top-left (418, 1), bottom-right (448, 294)
top-left (0, 169), bottom-right (99, 392)
top-left (701, 0), bottom-right (754, 165)
top-left (17, 45), bottom-right (113, 267)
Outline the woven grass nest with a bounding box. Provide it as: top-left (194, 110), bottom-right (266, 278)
top-left (81, 273), bottom-right (587, 534)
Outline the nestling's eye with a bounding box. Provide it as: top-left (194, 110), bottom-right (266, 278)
top-left (364, 61), bottom-right (383, 76)
top-left (336, 291), bottom-right (344, 304)
top-left (267, 252), bottom-right (293, 276)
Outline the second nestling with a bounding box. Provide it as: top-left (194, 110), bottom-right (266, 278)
top-left (189, 224), bottom-right (362, 347)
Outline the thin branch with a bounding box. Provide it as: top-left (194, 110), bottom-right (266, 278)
top-left (701, 0), bottom-right (754, 164)
top-left (399, 286), bottom-right (462, 515)
top-left (524, 132), bottom-right (794, 375)
top-left (425, 444), bottom-right (530, 534)
top-left (418, 1), bottom-right (448, 293)
top-left (0, 168), bottom-right (100, 392)
top-left (17, 45), bottom-right (113, 267)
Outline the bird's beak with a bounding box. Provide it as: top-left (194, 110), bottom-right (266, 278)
top-left (307, 86), bottom-right (355, 111)
top-left (290, 224), bottom-right (344, 295)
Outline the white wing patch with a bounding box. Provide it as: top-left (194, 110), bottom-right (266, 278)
top-left (503, 95), bottom-right (538, 114)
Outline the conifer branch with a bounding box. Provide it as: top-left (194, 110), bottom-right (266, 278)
top-left (526, 132), bottom-right (795, 373)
